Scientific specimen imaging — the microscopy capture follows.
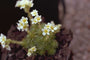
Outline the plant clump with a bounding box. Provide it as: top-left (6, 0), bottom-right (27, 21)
top-left (0, 0), bottom-right (62, 57)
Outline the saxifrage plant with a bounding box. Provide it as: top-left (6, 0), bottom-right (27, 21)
top-left (0, 0), bottom-right (62, 57)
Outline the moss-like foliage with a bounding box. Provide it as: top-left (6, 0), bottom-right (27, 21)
top-left (22, 23), bottom-right (59, 55)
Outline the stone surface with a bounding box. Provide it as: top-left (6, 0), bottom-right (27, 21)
top-left (61, 0), bottom-right (90, 60)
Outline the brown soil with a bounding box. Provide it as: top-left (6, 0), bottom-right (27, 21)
top-left (0, 25), bottom-right (73, 60)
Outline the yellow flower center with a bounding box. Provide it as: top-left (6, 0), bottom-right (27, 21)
top-left (22, 19), bottom-right (26, 23)
top-left (21, 5), bottom-right (25, 8)
top-left (44, 29), bottom-right (48, 33)
top-left (20, 22), bottom-right (23, 26)
top-left (34, 20), bottom-right (37, 23)
top-left (31, 48), bottom-right (35, 51)
top-left (33, 12), bottom-right (36, 15)
top-left (37, 17), bottom-right (40, 21)
top-left (23, 25), bottom-right (27, 29)
top-left (2, 37), bottom-right (5, 42)
top-left (46, 25), bottom-right (50, 28)
top-left (51, 26), bottom-right (54, 30)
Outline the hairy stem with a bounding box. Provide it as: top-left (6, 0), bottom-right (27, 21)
top-left (7, 39), bottom-right (23, 45)
top-left (27, 11), bottom-right (33, 20)
top-left (38, 23), bottom-right (41, 30)
top-left (24, 7), bottom-right (33, 22)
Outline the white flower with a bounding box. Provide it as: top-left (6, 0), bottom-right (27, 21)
top-left (22, 24), bottom-right (29, 31)
top-left (44, 21), bottom-right (56, 32)
top-left (31, 9), bottom-right (38, 16)
top-left (0, 34), bottom-right (11, 50)
top-left (35, 15), bottom-right (42, 22)
top-left (17, 23), bottom-right (29, 31)
top-left (49, 21), bottom-right (58, 32)
top-left (15, 1), bottom-right (21, 7)
top-left (50, 21), bottom-right (62, 32)
top-left (27, 46), bottom-right (37, 57)
top-left (17, 23), bottom-right (23, 31)
top-left (31, 15), bottom-right (42, 24)
top-left (30, 46), bottom-right (37, 52)
top-left (15, 0), bottom-right (34, 9)
top-left (42, 28), bottom-right (50, 36)
top-left (43, 21), bottom-right (62, 33)
top-left (50, 25), bottom-right (55, 32)
top-left (0, 33), bottom-right (6, 43)
top-left (20, 16), bottom-right (28, 24)
top-left (27, 52), bottom-right (32, 56)
top-left (17, 16), bottom-right (29, 31)
top-left (45, 23), bottom-right (51, 29)
top-left (55, 24), bottom-right (62, 30)
top-left (1, 42), bottom-right (6, 48)
top-left (31, 18), bottom-right (38, 24)
top-left (0, 34), bottom-right (6, 48)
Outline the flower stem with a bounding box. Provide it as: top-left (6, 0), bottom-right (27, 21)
top-left (27, 11), bottom-right (33, 20)
top-left (24, 7), bottom-right (33, 23)
top-left (27, 28), bottom-right (30, 34)
top-left (7, 39), bottom-right (23, 45)
top-left (38, 23), bottom-right (41, 30)
top-left (26, 8), bottom-right (33, 22)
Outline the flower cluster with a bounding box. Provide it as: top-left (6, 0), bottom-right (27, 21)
top-left (0, 34), bottom-right (11, 50)
top-left (0, 0), bottom-right (62, 57)
top-left (15, 0), bottom-right (34, 9)
top-left (42, 21), bottom-right (62, 36)
top-left (27, 46), bottom-right (37, 56)
top-left (17, 16), bottom-right (29, 32)
top-left (31, 15), bottom-right (42, 24)
top-left (31, 9), bottom-right (42, 24)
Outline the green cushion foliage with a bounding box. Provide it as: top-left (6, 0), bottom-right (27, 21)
top-left (22, 23), bottom-right (59, 55)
